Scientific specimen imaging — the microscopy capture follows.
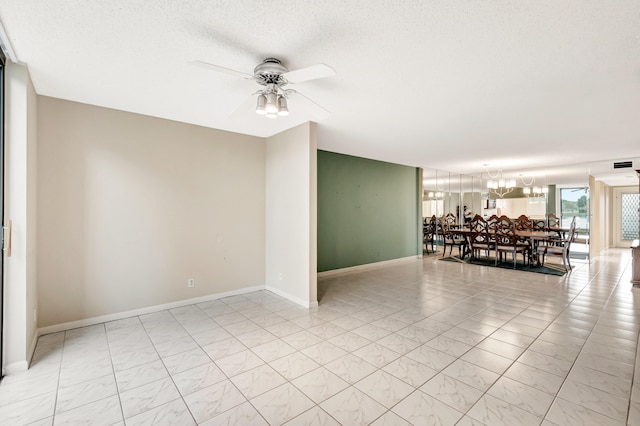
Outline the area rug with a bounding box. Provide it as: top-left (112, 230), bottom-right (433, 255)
top-left (439, 255), bottom-right (567, 276)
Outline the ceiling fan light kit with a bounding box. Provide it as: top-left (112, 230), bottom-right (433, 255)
top-left (255, 94), bottom-right (267, 115)
top-left (276, 96), bottom-right (289, 116)
top-left (259, 89), bottom-right (289, 118)
top-left (192, 57), bottom-right (334, 119)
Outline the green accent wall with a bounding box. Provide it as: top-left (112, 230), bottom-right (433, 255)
top-left (317, 150), bottom-right (420, 272)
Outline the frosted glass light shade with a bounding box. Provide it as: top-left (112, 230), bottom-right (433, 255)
top-left (265, 93), bottom-right (278, 113)
top-left (277, 96), bottom-right (289, 116)
top-left (256, 94), bottom-right (267, 114)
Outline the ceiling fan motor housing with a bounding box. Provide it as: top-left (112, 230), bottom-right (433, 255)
top-left (254, 58), bottom-right (288, 86)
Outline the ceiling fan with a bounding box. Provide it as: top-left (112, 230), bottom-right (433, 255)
top-left (191, 58), bottom-right (335, 119)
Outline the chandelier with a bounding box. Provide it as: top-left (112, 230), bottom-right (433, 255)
top-left (485, 166), bottom-right (549, 199)
top-left (485, 165), bottom-right (515, 198)
top-left (522, 186), bottom-right (548, 197)
top-left (487, 179), bottom-right (516, 198)
top-left (487, 176), bottom-right (516, 198)
top-left (520, 175), bottom-right (548, 197)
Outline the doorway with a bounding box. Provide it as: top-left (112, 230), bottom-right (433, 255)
top-left (559, 187), bottom-right (590, 257)
top-left (613, 187), bottom-right (640, 248)
top-left (0, 49), bottom-right (6, 380)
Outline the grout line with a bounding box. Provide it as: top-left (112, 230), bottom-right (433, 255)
top-left (13, 250), bottom-right (636, 425)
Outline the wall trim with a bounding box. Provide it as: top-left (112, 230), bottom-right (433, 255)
top-left (3, 326), bottom-right (43, 375)
top-left (317, 255), bottom-right (419, 278)
top-left (27, 330), bottom-right (38, 366)
top-left (37, 285), bottom-right (265, 336)
top-left (265, 285), bottom-right (316, 309)
top-left (4, 360), bottom-right (29, 375)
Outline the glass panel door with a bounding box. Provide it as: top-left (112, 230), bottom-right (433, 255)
top-left (619, 192), bottom-right (639, 245)
top-left (560, 187), bottom-right (589, 230)
top-left (560, 187), bottom-right (590, 257)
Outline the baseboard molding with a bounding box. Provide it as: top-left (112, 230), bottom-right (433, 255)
top-left (4, 360), bottom-right (29, 375)
top-left (2, 331), bottom-right (39, 375)
top-left (28, 329), bottom-right (38, 366)
top-left (317, 255), bottom-right (419, 278)
top-left (265, 285), bottom-right (316, 309)
top-left (37, 285), bottom-right (266, 336)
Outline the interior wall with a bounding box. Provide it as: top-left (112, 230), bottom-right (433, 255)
top-left (317, 150), bottom-right (419, 272)
top-left (37, 97), bottom-right (266, 327)
top-left (589, 176), bottom-right (612, 256)
top-left (601, 182), bottom-right (611, 251)
top-left (3, 62), bottom-right (38, 372)
top-left (26, 63), bottom-right (38, 356)
top-left (265, 122), bottom-right (317, 307)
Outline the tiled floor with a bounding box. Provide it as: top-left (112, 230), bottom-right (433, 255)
top-left (1, 249), bottom-right (639, 425)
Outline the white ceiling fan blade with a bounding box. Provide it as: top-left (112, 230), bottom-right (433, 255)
top-left (189, 60), bottom-right (254, 79)
top-left (227, 93), bottom-right (259, 120)
top-left (283, 63), bottom-right (335, 83)
top-left (289, 90), bottom-right (331, 120)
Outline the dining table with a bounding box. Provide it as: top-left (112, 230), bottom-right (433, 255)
top-left (443, 228), bottom-right (556, 267)
top-left (514, 230), bottom-right (556, 266)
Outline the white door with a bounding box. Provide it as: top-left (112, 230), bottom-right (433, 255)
top-left (613, 187), bottom-right (640, 248)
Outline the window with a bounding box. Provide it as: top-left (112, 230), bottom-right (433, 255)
top-left (560, 187), bottom-right (589, 233)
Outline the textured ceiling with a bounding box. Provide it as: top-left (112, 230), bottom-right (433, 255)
top-left (1, 0), bottom-right (640, 186)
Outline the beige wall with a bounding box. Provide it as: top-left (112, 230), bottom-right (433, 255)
top-left (265, 122), bottom-right (317, 307)
top-left (589, 176), bottom-right (611, 257)
top-left (37, 97), bottom-right (266, 327)
top-left (4, 62), bottom-right (38, 372)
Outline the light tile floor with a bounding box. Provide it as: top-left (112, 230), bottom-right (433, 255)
top-left (1, 249), bottom-right (639, 425)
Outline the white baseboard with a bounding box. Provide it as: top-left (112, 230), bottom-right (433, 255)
top-left (265, 285), bottom-right (316, 309)
top-left (28, 330), bottom-right (38, 365)
top-left (317, 255), bottom-right (419, 278)
top-left (37, 285), bottom-right (266, 336)
top-left (4, 360), bottom-right (29, 375)
top-left (2, 331), bottom-right (39, 375)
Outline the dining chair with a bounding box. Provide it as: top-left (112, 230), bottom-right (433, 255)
top-left (468, 215), bottom-right (490, 259)
top-left (441, 222), bottom-right (467, 258)
top-left (469, 228), bottom-right (495, 261)
top-left (572, 224), bottom-right (589, 256)
top-left (423, 220), bottom-right (437, 254)
top-left (469, 214), bottom-right (488, 232)
top-left (542, 217), bottom-right (576, 272)
top-left (496, 215), bottom-right (512, 230)
top-left (486, 214), bottom-right (500, 231)
top-left (532, 219), bottom-right (546, 231)
top-left (494, 224), bottom-right (529, 268)
top-left (514, 215), bottom-right (532, 231)
top-left (444, 212), bottom-right (457, 228)
top-left (547, 213), bottom-right (560, 229)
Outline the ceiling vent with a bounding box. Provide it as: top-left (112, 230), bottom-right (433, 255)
top-left (613, 160), bottom-right (633, 169)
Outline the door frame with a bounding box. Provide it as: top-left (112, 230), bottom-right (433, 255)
top-left (0, 49), bottom-right (6, 380)
top-left (612, 186), bottom-right (639, 248)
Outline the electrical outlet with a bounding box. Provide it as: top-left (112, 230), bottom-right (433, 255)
top-left (188, 278), bottom-right (195, 288)
top-left (33, 308), bottom-right (37, 322)
top-left (278, 272), bottom-right (283, 280)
